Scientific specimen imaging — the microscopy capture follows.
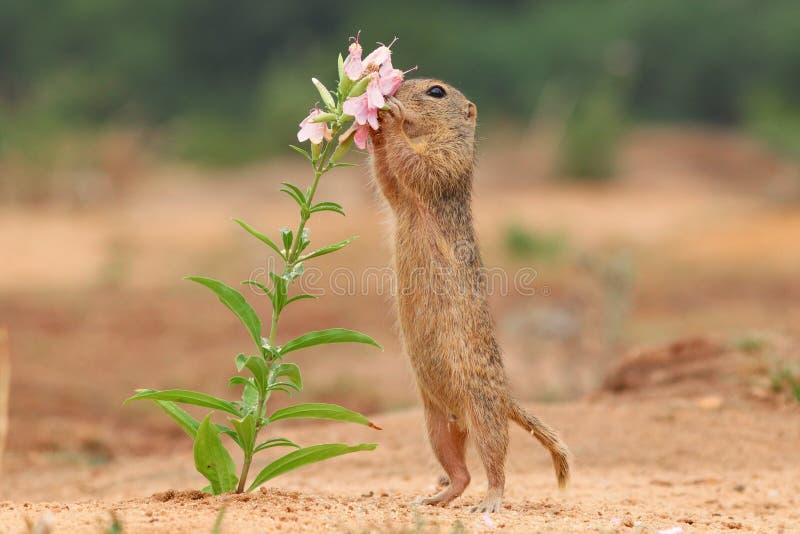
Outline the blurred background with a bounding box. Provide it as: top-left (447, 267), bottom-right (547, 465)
top-left (1, 0), bottom-right (799, 463)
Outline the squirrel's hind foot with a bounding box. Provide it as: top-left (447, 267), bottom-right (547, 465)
top-left (412, 483), bottom-right (466, 508)
top-left (470, 488), bottom-right (503, 513)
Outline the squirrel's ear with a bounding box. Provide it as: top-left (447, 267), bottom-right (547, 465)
top-left (466, 101), bottom-right (477, 124)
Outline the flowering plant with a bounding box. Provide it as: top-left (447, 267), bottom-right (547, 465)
top-left (298, 33), bottom-right (407, 153)
top-left (127, 34), bottom-right (406, 494)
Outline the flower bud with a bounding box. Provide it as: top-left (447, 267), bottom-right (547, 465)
top-left (310, 112), bottom-right (337, 124)
top-left (339, 75), bottom-right (353, 100)
top-left (312, 78), bottom-right (336, 111)
top-left (348, 75), bottom-right (372, 98)
top-left (330, 133), bottom-right (354, 163)
top-left (338, 57), bottom-right (353, 99)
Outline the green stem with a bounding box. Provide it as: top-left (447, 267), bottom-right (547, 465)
top-left (246, 121), bottom-right (346, 492)
top-left (286, 124), bottom-right (341, 264)
top-left (236, 455), bottom-right (252, 493)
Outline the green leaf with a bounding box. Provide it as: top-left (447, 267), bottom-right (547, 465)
top-left (269, 362), bottom-right (302, 392)
top-left (247, 443), bottom-right (376, 491)
top-left (235, 353), bottom-right (248, 371)
top-left (337, 53), bottom-right (344, 86)
top-left (280, 187), bottom-right (307, 209)
top-left (330, 162), bottom-right (358, 168)
top-left (128, 389), bottom-right (241, 417)
top-left (282, 182), bottom-right (308, 203)
top-left (194, 415), bottom-right (238, 494)
top-left (266, 384), bottom-right (296, 395)
top-left (283, 262), bottom-right (304, 283)
top-left (338, 60), bottom-right (354, 97)
top-left (299, 237), bottom-right (356, 261)
top-left (216, 424), bottom-right (242, 448)
top-left (186, 277), bottom-right (262, 350)
top-left (310, 201), bottom-right (346, 216)
top-left (153, 400), bottom-right (199, 438)
top-left (230, 413), bottom-right (257, 455)
top-left (261, 339), bottom-right (278, 360)
top-left (269, 272), bottom-right (287, 314)
top-left (279, 227), bottom-right (293, 254)
top-left (289, 144), bottom-right (312, 161)
top-left (241, 382), bottom-right (259, 413)
top-left (268, 402), bottom-right (379, 428)
top-left (233, 219), bottom-right (284, 259)
top-left (295, 228), bottom-right (311, 255)
top-left (253, 437), bottom-right (300, 453)
top-left (244, 355), bottom-right (269, 390)
top-left (229, 376), bottom-right (252, 388)
top-left (242, 280), bottom-right (273, 298)
top-left (285, 293), bottom-right (317, 306)
top-left (280, 328), bottom-right (381, 355)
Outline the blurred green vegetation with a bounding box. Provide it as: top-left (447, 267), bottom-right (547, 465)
top-left (504, 224), bottom-right (567, 261)
top-left (1, 0), bottom-right (800, 166)
top-left (559, 80), bottom-right (627, 179)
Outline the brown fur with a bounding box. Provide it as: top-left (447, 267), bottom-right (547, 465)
top-left (369, 79), bottom-right (571, 512)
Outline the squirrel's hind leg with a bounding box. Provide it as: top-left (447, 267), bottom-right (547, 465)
top-left (468, 398), bottom-right (508, 513)
top-left (413, 402), bottom-right (470, 506)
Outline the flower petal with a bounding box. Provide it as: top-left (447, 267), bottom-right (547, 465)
top-left (378, 68), bottom-right (403, 96)
top-left (296, 108), bottom-right (328, 144)
top-left (367, 107), bottom-right (379, 130)
top-left (363, 45), bottom-right (391, 68)
top-left (354, 124), bottom-right (369, 150)
top-left (344, 41), bottom-right (364, 80)
top-left (343, 93), bottom-right (370, 125)
top-left (366, 78), bottom-right (385, 109)
top-left (344, 57), bottom-right (363, 80)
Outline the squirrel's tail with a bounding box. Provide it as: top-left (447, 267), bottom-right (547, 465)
top-left (508, 400), bottom-right (570, 489)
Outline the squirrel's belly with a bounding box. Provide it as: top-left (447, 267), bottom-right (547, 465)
top-left (396, 288), bottom-right (491, 410)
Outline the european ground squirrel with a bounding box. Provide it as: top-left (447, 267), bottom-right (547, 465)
top-left (370, 79), bottom-right (570, 512)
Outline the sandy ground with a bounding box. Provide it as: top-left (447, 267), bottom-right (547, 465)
top-left (2, 398), bottom-right (799, 533)
top-left (2, 128), bottom-right (800, 533)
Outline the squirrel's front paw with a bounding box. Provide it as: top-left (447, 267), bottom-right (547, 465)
top-left (379, 97), bottom-right (405, 130)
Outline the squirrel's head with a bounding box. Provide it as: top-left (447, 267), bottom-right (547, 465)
top-left (371, 79), bottom-right (477, 204)
top-left (393, 78), bottom-right (477, 145)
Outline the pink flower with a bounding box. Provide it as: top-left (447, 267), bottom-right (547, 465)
top-left (354, 123), bottom-right (370, 150)
top-left (342, 91), bottom-right (378, 130)
top-left (343, 37), bottom-right (363, 81)
top-left (363, 45), bottom-right (391, 69)
top-left (339, 36), bottom-right (407, 151)
top-left (378, 58), bottom-right (403, 97)
top-left (296, 107), bottom-right (331, 145)
top-left (366, 76), bottom-right (385, 109)
top-left (339, 122), bottom-right (371, 151)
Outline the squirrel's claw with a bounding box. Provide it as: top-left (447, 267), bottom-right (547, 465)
top-left (383, 96), bottom-right (405, 121)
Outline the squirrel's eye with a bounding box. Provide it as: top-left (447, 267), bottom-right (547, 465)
top-left (426, 85), bottom-right (446, 98)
